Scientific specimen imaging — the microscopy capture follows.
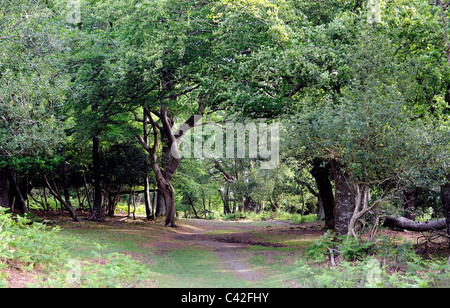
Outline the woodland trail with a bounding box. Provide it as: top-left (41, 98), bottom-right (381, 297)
top-left (133, 218), bottom-right (324, 287)
top-left (5, 212), bottom-right (427, 288)
top-left (171, 220), bottom-right (270, 283)
top-left (42, 212), bottom-right (344, 287)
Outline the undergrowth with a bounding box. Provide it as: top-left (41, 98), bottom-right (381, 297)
top-left (214, 210), bottom-right (318, 224)
top-left (297, 231), bottom-right (450, 288)
top-left (0, 208), bottom-right (152, 288)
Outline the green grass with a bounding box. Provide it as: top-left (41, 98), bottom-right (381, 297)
top-left (151, 246), bottom-right (254, 288)
top-left (5, 213), bottom-right (447, 288)
top-left (59, 224), bottom-right (151, 257)
top-left (56, 221), bottom-right (258, 288)
top-left (206, 228), bottom-right (242, 236)
top-left (55, 219), bottom-right (308, 288)
top-left (245, 246), bottom-right (302, 288)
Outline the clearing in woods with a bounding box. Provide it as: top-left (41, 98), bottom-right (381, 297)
top-left (3, 213), bottom-right (425, 288)
top-left (60, 215), bottom-right (324, 288)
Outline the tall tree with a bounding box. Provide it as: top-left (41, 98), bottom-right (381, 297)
top-left (0, 0), bottom-right (68, 213)
top-left (66, 0), bottom-right (220, 226)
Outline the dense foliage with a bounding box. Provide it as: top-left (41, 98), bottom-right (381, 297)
top-left (0, 208), bottom-right (151, 287)
top-left (0, 0), bottom-right (449, 288)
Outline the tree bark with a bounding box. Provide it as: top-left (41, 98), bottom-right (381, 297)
top-left (151, 186), bottom-right (157, 220)
top-left (220, 186), bottom-right (231, 215)
top-left (331, 160), bottom-right (355, 236)
top-left (89, 131), bottom-right (104, 221)
top-left (310, 158), bottom-right (335, 230)
top-left (143, 175), bottom-right (152, 219)
top-left (155, 191), bottom-right (166, 216)
top-left (137, 106), bottom-right (178, 227)
top-left (88, 103), bottom-right (104, 221)
top-left (0, 169), bottom-right (9, 208)
top-left (402, 189), bottom-right (417, 220)
top-left (384, 216), bottom-right (447, 232)
top-left (141, 107), bottom-right (153, 220)
top-left (7, 169), bottom-right (28, 214)
top-left (137, 100), bottom-right (204, 227)
top-left (441, 182), bottom-right (450, 237)
top-left (61, 147), bottom-right (81, 222)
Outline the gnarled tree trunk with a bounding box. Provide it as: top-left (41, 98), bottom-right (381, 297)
top-left (384, 216), bottom-right (447, 232)
top-left (137, 103), bottom-right (204, 227)
top-left (402, 189), bottom-right (418, 220)
top-left (310, 158), bottom-right (335, 230)
top-left (331, 160), bottom-right (355, 236)
top-left (383, 184), bottom-right (450, 243)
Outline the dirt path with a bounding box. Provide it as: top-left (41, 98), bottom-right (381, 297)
top-left (138, 218), bottom-right (323, 285)
top-left (171, 220), bottom-right (268, 282)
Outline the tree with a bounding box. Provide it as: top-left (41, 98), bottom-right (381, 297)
top-left (0, 0), bottom-right (68, 213)
top-left (65, 0), bottom-right (221, 226)
top-left (289, 0), bottom-right (450, 238)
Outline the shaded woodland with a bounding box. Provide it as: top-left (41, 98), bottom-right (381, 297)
top-left (0, 0), bottom-right (449, 243)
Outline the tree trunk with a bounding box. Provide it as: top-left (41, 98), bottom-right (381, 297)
top-left (311, 158), bottom-right (335, 230)
top-left (159, 184), bottom-right (176, 227)
top-left (151, 186), bottom-right (157, 220)
top-left (137, 98), bottom-right (204, 227)
top-left (7, 169), bottom-right (28, 214)
top-left (43, 187), bottom-right (49, 211)
top-left (220, 187), bottom-right (231, 214)
top-left (331, 160), bottom-right (355, 236)
top-left (348, 183), bottom-right (371, 237)
top-left (132, 186), bottom-right (137, 220)
top-left (142, 107), bottom-right (154, 220)
top-left (144, 175), bottom-right (152, 219)
top-left (89, 132), bottom-right (104, 221)
top-left (202, 194), bottom-right (207, 217)
top-left (441, 182), bottom-right (450, 237)
top-left (187, 193), bottom-right (199, 218)
top-left (317, 194), bottom-right (325, 219)
top-left (61, 147), bottom-right (81, 222)
top-left (44, 176), bottom-right (81, 222)
top-left (127, 189), bottom-right (132, 218)
top-left (0, 169), bottom-right (9, 208)
top-left (402, 189), bottom-right (417, 220)
top-left (155, 191), bottom-right (166, 216)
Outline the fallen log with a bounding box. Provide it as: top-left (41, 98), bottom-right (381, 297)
top-left (384, 216), bottom-right (447, 232)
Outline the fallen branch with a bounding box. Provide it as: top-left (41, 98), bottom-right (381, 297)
top-left (384, 216), bottom-right (447, 232)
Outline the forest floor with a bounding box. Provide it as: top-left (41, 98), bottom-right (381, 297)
top-left (4, 211), bottom-right (443, 288)
top-left (60, 214), bottom-right (325, 287)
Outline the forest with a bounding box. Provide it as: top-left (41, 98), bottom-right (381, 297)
top-left (0, 0), bottom-right (449, 289)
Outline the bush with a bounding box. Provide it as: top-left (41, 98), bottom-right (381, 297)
top-left (300, 232), bottom-right (450, 288)
top-left (218, 210), bottom-right (318, 223)
top-left (40, 252), bottom-right (152, 288)
top-left (0, 208), bottom-right (152, 288)
top-left (294, 258), bottom-right (439, 288)
top-left (0, 209), bottom-right (65, 268)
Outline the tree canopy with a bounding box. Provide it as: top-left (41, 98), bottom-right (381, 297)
top-left (0, 0), bottom-right (449, 245)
